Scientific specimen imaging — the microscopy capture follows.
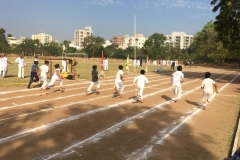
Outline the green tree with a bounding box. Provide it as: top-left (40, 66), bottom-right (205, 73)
top-left (0, 28), bottom-right (9, 52)
top-left (211, 0), bottom-right (240, 50)
top-left (84, 36), bottom-right (105, 57)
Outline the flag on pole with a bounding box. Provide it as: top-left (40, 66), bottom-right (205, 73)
top-left (101, 51), bottom-right (104, 70)
top-left (140, 55), bottom-right (142, 67)
top-left (126, 54), bottom-right (129, 70)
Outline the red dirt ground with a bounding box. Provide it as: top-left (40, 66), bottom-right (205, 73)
top-left (0, 66), bottom-right (239, 160)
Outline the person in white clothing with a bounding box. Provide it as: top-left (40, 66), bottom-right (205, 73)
top-left (62, 58), bottom-right (68, 72)
top-left (15, 53), bottom-right (26, 78)
top-left (133, 70), bottom-right (149, 103)
top-left (1, 54), bottom-right (13, 78)
top-left (170, 66), bottom-right (184, 102)
top-left (114, 65), bottom-right (124, 98)
top-left (47, 64), bottom-right (64, 91)
top-left (39, 61), bottom-right (49, 91)
top-left (201, 72), bottom-right (218, 110)
top-left (104, 57), bottom-right (108, 71)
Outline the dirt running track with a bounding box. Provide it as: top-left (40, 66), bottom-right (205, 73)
top-left (0, 66), bottom-right (239, 160)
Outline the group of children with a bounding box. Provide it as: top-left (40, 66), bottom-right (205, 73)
top-left (27, 60), bottom-right (64, 91)
top-left (85, 64), bottom-right (218, 108)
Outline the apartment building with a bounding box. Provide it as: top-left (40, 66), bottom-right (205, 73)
top-left (166, 32), bottom-right (193, 49)
top-left (74, 26), bottom-right (93, 49)
top-left (32, 31), bottom-right (53, 44)
top-left (111, 34), bottom-right (147, 49)
top-left (7, 36), bottom-right (25, 46)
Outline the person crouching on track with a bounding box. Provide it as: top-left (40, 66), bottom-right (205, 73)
top-left (39, 60), bottom-right (49, 91)
top-left (133, 69), bottom-right (149, 103)
top-left (47, 64), bottom-right (64, 91)
top-left (27, 61), bottom-right (40, 89)
top-left (85, 65), bottom-right (100, 95)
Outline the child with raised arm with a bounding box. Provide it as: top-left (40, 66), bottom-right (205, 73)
top-left (115, 65), bottom-right (124, 98)
top-left (170, 66), bottom-right (184, 103)
top-left (133, 69), bottom-right (148, 103)
top-left (201, 72), bottom-right (218, 110)
top-left (47, 64), bottom-right (64, 91)
top-left (39, 60), bottom-right (49, 91)
top-left (85, 65), bottom-right (100, 95)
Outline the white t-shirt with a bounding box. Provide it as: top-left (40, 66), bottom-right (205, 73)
top-left (40, 64), bottom-right (49, 76)
top-left (133, 75), bottom-right (148, 88)
top-left (172, 71), bottom-right (184, 83)
top-left (0, 58), bottom-right (2, 70)
top-left (201, 78), bottom-right (215, 94)
top-left (15, 57), bottom-right (25, 67)
top-left (115, 70), bottom-right (124, 82)
top-left (2, 57), bottom-right (8, 67)
top-left (53, 68), bottom-right (61, 79)
top-left (105, 59), bottom-right (108, 64)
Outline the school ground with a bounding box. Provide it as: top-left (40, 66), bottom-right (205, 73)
top-left (0, 66), bottom-right (239, 160)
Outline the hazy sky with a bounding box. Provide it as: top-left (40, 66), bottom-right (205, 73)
top-left (1, 0), bottom-right (218, 43)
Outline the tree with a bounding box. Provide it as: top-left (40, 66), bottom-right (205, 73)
top-left (0, 28), bottom-right (9, 52)
top-left (83, 36), bottom-right (105, 57)
top-left (211, 0), bottom-right (240, 50)
top-left (7, 34), bottom-right (12, 37)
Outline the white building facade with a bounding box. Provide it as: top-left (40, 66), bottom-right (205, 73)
top-left (116, 34), bottom-right (147, 49)
top-left (165, 32), bottom-right (193, 49)
top-left (74, 26), bottom-right (93, 49)
top-left (7, 36), bottom-right (25, 46)
top-left (32, 31), bottom-right (53, 44)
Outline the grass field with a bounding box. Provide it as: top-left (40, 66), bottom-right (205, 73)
top-left (0, 57), bottom-right (171, 88)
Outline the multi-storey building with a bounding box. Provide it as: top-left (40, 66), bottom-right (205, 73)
top-left (165, 32), bottom-right (193, 49)
top-left (74, 26), bottom-right (93, 49)
top-left (32, 31), bottom-right (53, 44)
top-left (111, 34), bottom-right (147, 49)
top-left (7, 36), bottom-right (25, 46)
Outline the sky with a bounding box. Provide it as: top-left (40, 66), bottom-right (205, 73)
top-left (0, 0), bottom-right (218, 43)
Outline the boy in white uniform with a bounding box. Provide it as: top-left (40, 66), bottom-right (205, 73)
top-left (2, 54), bottom-right (13, 78)
top-left (133, 70), bottom-right (149, 103)
top-left (170, 66), bottom-right (184, 102)
top-left (39, 61), bottom-right (49, 91)
top-left (115, 65), bottom-right (124, 98)
top-left (47, 64), bottom-right (64, 91)
top-left (0, 55), bottom-right (2, 77)
top-left (15, 53), bottom-right (26, 78)
top-left (201, 72), bottom-right (218, 110)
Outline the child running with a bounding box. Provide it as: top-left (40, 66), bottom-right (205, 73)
top-left (115, 65), bottom-right (124, 98)
top-left (85, 65), bottom-right (100, 95)
top-left (27, 61), bottom-right (40, 89)
top-left (201, 72), bottom-right (218, 110)
top-left (39, 60), bottom-right (49, 91)
top-left (47, 64), bottom-right (64, 91)
top-left (133, 69), bottom-right (149, 103)
top-left (170, 66), bottom-right (184, 102)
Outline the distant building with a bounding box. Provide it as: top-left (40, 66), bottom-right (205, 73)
top-left (32, 31), bottom-right (54, 44)
top-left (74, 26), bottom-right (93, 49)
top-left (111, 34), bottom-right (147, 49)
top-left (7, 36), bottom-right (25, 46)
top-left (103, 40), bottom-right (112, 48)
top-left (165, 32), bottom-right (193, 49)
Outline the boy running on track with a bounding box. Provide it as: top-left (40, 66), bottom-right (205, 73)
top-left (27, 61), bottom-right (40, 89)
top-left (115, 65), bottom-right (124, 98)
top-left (170, 66), bottom-right (184, 102)
top-left (133, 69), bottom-right (149, 103)
top-left (39, 60), bottom-right (49, 91)
top-left (201, 72), bottom-right (218, 110)
top-left (47, 64), bottom-right (64, 91)
top-left (85, 65), bottom-right (100, 95)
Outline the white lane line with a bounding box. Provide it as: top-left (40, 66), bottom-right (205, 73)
top-left (0, 77), bottom-right (202, 143)
top-left (44, 72), bottom-right (233, 160)
top-left (0, 74), bottom-right (167, 101)
top-left (126, 73), bottom-right (240, 160)
top-left (0, 77), bottom-right (170, 111)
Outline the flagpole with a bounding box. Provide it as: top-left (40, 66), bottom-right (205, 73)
top-left (134, 15), bottom-right (136, 73)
